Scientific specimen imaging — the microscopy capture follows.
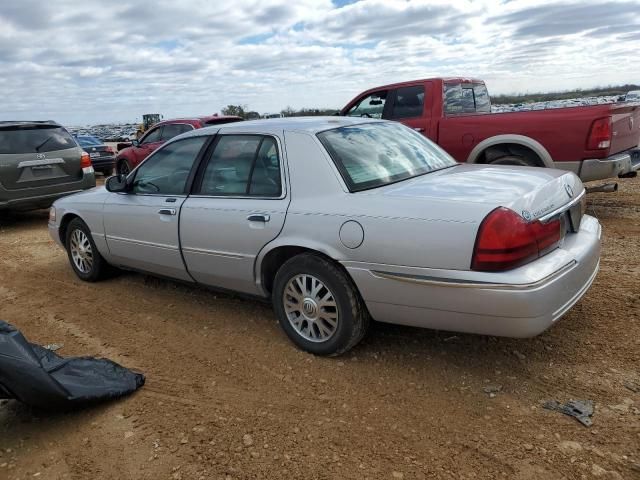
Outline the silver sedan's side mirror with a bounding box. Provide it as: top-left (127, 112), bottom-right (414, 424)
top-left (105, 174), bottom-right (129, 193)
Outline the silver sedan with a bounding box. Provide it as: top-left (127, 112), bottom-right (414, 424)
top-left (49, 117), bottom-right (601, 355)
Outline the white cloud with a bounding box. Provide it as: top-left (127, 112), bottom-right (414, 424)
top-left (0, 0), bottom-right (638, 124)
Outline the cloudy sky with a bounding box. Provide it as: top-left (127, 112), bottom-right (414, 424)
top-left (1, 0), bottom-right (639, 125)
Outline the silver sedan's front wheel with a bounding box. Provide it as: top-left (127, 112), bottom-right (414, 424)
top-left (65, 217), bottom-right (110, 282)
top-left (273, 253), bottom-right (369, 356)
top-left (283, 274), bottom-right (339, 343)
top-left (69, 229), bottom-right (94, 274)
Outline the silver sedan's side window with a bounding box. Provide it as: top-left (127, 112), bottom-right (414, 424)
top-left (197, 135), bottom-right (281, 197)
top-left (130, 136), bottom-right (207, 195)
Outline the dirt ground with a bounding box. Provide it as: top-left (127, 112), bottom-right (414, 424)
top-left (0, 176), bottom-right (638, 480)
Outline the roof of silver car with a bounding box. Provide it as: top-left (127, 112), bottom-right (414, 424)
top-left (185, 116), bottom-right (384, 137)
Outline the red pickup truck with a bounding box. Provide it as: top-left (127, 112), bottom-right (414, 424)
top-left (341, 78), bottom-right (640, 182)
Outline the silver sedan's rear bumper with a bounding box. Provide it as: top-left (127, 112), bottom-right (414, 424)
top-left (344, 215), bottom-right (601, 338)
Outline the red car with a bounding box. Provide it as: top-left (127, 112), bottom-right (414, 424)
top-left (341, 78), bottom-right (640, 182)
top-left (115, 115), bottom-right (243, 175)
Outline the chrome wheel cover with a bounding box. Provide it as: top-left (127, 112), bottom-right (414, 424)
top-left (283, 274), bottom-right (338, 343)
top-left (70, 229), bottom-right (93, 274)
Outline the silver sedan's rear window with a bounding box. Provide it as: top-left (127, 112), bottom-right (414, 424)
top-left (317, 122), bottom-right (456, 191)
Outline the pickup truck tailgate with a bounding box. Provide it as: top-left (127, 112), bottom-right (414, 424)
top-left (610, 103), bottom-right (640, 154)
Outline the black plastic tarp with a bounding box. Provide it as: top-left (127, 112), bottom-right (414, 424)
top-left (0, 320), bottom-right (144, 409)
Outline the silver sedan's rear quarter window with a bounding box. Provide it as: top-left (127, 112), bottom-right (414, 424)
top-left (317, 122), bottom-right (456, 191)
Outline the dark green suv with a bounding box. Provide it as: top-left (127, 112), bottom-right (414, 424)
top-left (0, 121), bottom-right (96, 211)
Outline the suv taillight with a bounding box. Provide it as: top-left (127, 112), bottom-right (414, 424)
top-left (80, 151), bottom-right (92, 168)
top-left (587, 116), bottom-right (612, 150)
top-left (471, 207), bottom-right (562, 272)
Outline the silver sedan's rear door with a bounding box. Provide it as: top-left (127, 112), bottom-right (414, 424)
top-left (180, 134), bottom-right (289, 295)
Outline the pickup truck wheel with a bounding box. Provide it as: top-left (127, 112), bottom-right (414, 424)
top-left (490, 156), bottom-right (537, 167)
top-left (65, 218), bottom-right (109, 282)
top-left (272, 253), bottom-right (369, 356)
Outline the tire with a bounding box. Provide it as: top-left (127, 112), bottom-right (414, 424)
top-left (101, 167), bottom-right (114, 177)
top-left (65, 218), bottom-right (109, 282)
top-left (117, 159), bottom-right (132, 176)
top-left (272, 253), bottom-right (369, 356)
top-left (490, 155), bottom-right (538, 167)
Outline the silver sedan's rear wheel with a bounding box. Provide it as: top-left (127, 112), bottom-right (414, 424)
top-left (65, 218), bottom-right (109, 282)
top-left (273, 253), bottom-right (369, 356)
top-left (283, 274), bottom-right (339, 343)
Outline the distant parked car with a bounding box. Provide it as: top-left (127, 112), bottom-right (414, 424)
top-left (49, 117), bottom-right (601, 355)
top-left (74, 135), bottom-right (116, 176)
top-left (625, 90), bottom-right (640, 102)
top-left (115, 115), bottom-right (243, 175)
top-left (0, 121), bottom-right (95, 211)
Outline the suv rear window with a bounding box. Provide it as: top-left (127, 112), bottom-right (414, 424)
top-left (0, 126), bottom-right (77, 154)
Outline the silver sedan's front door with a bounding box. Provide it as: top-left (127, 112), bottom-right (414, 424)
top-left (180, 134), bottom-right (289, 294)
top-left (103, 136), bottom-right (209, 280)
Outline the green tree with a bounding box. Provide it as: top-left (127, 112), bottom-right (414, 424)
top-left (221, 104), bottom-right (247, 118)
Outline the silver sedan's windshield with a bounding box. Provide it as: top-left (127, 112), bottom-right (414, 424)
top-left (317, 122), bottom-right (456, 191)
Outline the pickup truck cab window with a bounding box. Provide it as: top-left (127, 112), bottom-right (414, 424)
top-left (197, 135), bottom-right (282, 197)
top-left (131, 136), bottom-right (207, 195)
top-left (390, 85), bottom-right (425, 119)
top-left (444, 83), bottom-right (491, 114)
top-left (345, 91), bottom-right (388, 119)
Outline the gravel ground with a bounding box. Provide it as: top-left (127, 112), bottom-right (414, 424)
top-left (0, 177), bottom-right (638, 480)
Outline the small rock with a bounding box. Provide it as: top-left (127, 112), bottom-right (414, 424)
top-left (180, 438), bottom-right (188, 444)
top-left (591, 464), bottom-right (607, 477)
top-left (512, 350), bottom-right (526, 361)
top-left (392, 472), bottom-right (404, 479)
top-left (243, 434), bottom-right (254, 447)
top-left (523, 443), bottom-right (534, 451)
top-left (558, 440), bottom-right (583, 453)
top-left (483, 385), bottom-right (503, 394)
top-left (624, 381), bottom-right (640, 393)
top-left (124, 431), bottom-right (134, 439)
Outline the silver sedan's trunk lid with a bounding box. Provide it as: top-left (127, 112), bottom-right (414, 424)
top-left (371, 164), bottom-right (583, 222)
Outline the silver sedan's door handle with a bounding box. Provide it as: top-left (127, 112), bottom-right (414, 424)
top-left (158, 208), bottom-right (176, 216)
top-left (247, 213), bottom-right (270, 222)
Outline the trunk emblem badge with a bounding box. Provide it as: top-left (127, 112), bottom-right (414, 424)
top-left (36, 153), bottom-right (45, 159)
top-left (565, 184), bottom-right (574, 198)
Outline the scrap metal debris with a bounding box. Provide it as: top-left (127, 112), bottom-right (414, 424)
top-left (543, 399), bottom-right (594, 427)
top-left (0, 320), bottom-right (144, 410)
